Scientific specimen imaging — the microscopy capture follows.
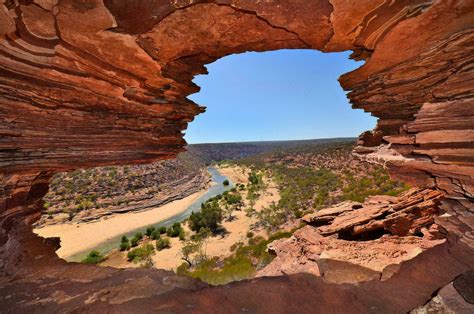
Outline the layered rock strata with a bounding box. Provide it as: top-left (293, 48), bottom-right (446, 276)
top-left (258, 189), bottom-right (446, 283)
top-left (1, 0), bottom-right (473, 312)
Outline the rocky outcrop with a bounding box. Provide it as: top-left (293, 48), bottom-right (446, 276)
top-left (1, 0), bottom-right (473, 312)
top-left (304, 189), bottom-right (443, 238)
top-left (258, 189), bottom-right (446, 283)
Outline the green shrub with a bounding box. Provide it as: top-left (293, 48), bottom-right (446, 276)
top-left (146, 226), bottom-right (156, 237)
top-left (82, 250), bottom-right (105, 264)
top-left (225, 193), bottom-right (242, 205)
top-left (156, 237), bottom-right (171, 251)
top-left (179, 231), bottom-right (293, 285)
top-left (176, 262), bottom-right (190, 276)
top-left (129, 231), bottom-right (143, 247)
top-left (179, 229), bottom-right (186, 241)
top-left (150, 230), bottom-right (161, 240)
top-left (134, 232), bottom-right (143, 241)
top-left (223, 179), bottom-right (230, 186)
top-left (121, 236), bottom-right (129, 243)
top-left (127, 244), bottom-right (154, 263)
top-left (246, 231), bottom-right (254, 238)
top-left (119, 241), bottom-right (131, 251)
top-left (180, 255), bottom-right (255, 286)
top-left (166, 222), bottom-right (182, 237)
top-left (158, 226), bottom-right (167, 234)
top-left (294, 209), bottom-right (303, 219)
top-left (189, 200), bottom-right (223, 233)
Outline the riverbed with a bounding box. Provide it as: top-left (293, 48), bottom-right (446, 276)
top-left (34, 167), bottom-right (233, 262)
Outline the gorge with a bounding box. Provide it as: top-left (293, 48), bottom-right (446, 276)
top-left (1, 0), bottom-right (473, 312)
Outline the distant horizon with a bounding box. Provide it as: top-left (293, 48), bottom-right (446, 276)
top-left (186, 136), bottom-right (357, 146)
top-left (185, 50), bottom-right (376, 144)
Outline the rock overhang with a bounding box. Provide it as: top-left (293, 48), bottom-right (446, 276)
top-left (0, 0), bottom-right (473, 312)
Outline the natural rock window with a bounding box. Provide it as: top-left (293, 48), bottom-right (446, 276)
top-left (1, 1), bottom-right (473, 312)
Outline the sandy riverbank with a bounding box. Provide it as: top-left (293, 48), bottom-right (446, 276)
top-left (216, 165), bottom-right (250, 185)
top-left (34, 187), bottom-right (210, 259)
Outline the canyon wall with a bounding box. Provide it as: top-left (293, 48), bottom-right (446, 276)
top-left (0, 0), bottom-right (473, 312)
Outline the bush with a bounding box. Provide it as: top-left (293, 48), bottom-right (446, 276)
top-left (223, 179), bottom-right (230, 186)
top-left (189, 200), bottom-right (223, 233)
top-left (130, 232), bottom-right (143, 247)
top-left (127, 244), bottom-right (154, 263)
top-left (246, 231), bottom-right (254, 238)
top-left (166, 222), bottom-right (182, 238)
top-left (120, 235), bottom-right (130, 251)
top-left (225, 193), bottom-right (242, 205)
top-left (156, 237), bottom-right (171, 251)
top-left (294, 209), bottom-right (304, 219)
top-left (134, 232), bottom-right (143, 241)
top-left (179, 229), bottom-right (186, 241)
top-left (150, 230), bottom-right (161, 240)
top-left (248, 171), bottom-right (262, 186)
top-left (82, 250), bottom-right (105, 264)
top-left (146, 226), bottom-right (156, 237)
top-left (158, 226), bottom-right (167, 234)
top-left (119, 241), bottom-right (131, 251)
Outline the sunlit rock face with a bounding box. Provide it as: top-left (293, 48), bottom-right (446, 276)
top-left (0, 0), bottom-right (473, 312)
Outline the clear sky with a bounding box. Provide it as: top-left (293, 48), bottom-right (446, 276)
top-left (185, 49), bottom-right (376, 144)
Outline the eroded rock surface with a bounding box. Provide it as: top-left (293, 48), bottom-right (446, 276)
top-left (411, 271), bottom-right (474, 314)
top-left (258, 189), bottom-right (447, 283)
top-left (1, 0), bottom-right (473, 312)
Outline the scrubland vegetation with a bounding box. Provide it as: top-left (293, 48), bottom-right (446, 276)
top-left (81, 250), bottom-right (106, 264)
top-left (177, 230), bottom-right (296, 285)
top-left (232, 142), bottom-right (409, 231)
top-left (40, 153), bottom-right (205, 223)
top-left (76, 140), bottom-right (409, 285)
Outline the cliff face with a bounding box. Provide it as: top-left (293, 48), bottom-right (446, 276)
top-left (1, 0), bottom-right (473, 312)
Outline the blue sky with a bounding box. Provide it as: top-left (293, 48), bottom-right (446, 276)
top-left (185, 50), bottom-right (376, 144)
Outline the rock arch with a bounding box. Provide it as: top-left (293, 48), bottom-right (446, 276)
top-left (0, 0), bottom-right (473, 312)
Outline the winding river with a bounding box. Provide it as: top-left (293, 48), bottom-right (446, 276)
top-left (67, 166), bottom-right (233, 262)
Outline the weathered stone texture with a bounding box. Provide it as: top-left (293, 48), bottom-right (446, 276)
top-left (0, 0), bottom-right (473, 312)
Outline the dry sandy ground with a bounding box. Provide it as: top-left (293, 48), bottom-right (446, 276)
top-left (34, 188), bottom-right (210, 259)
top-left (216, 165), bottom-right (250, 185)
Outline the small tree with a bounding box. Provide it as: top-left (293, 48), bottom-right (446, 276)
top-left (181, 240), bottom-right (201, 266)
top-left (223, 179), bottom-right (230, 186)
top-left (188, 200), bottom-right (223, 233)
top-left (156, 237), bottom-right (171, 251)
top-left (181, 227), bottom-right (210, 266)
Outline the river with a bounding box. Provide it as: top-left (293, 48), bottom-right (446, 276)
top-left (66, 166), bottom-right (233, 262)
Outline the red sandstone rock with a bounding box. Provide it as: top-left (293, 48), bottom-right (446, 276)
top-left (0, 0), bottom-right (473, 312)
top-left (260, 189), bottom-right (446, 283)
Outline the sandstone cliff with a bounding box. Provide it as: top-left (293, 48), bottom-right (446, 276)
top-left (1, 0), bottom-right (473, 312)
